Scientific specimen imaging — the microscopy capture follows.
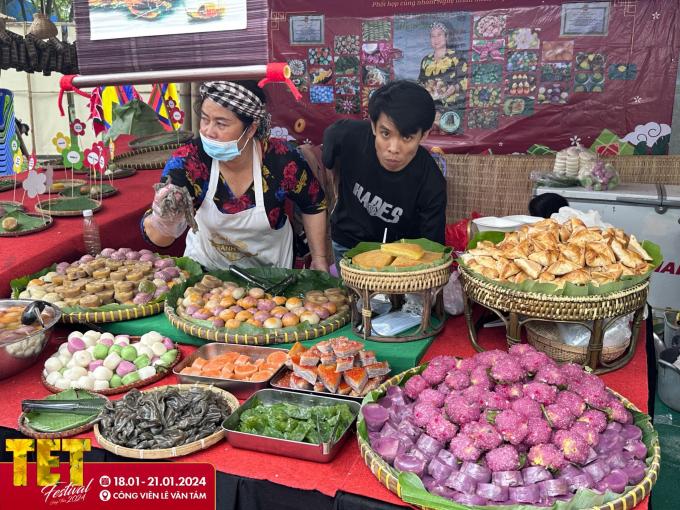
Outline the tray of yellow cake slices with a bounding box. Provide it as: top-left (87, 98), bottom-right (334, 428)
top-left (339, 239), bottom-right (453, 293)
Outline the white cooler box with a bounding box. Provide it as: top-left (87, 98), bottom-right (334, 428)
top-left (536, 183), bottom-right (680, 313)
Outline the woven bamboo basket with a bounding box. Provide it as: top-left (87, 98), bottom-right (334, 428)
top-left (0, 213), bottom-right (53, 237)
top-left (41, 346), bottom-right (180, 395)
top-left (339, 258), bottom-right (453, 293)
top-left (105, 167), bottom-right (137, 179)
top-left (459, 266), bottom-right (649, 321)
top-left (94, 384), bottom-right (239, 459)
top-left (60, 302), bottom-right (164, 324)
top-left (0, 200), bottom-right (24, 210)
top-left (35, 198), bottom-right (102, 217)
top-left (18, 391), bottom-right (109, 439)
top-left (526, 321), bottom-right (629, 364)
top-left (27, 13), bottom-right (58, 39)
top-left (128, 131), bottom-right (194, 150)
top-left (358, 366), bottom-right (660, 510)
top-left (47, 179), bottom-right (87, 193)
top-left (112, 146), bottom-right (182, 170)
top-left (0, 178), bottom-right (15, 192)
top-left (19, 414), bottom-right (97, 439)
top-left (165, 302), bottom-right (350, 345)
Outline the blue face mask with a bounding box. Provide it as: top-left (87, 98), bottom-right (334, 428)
top-left (200, 128), bottom-right (248, 162)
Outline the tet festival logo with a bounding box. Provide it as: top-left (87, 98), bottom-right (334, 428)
top-left (6, 438), bottom-right (91, 486)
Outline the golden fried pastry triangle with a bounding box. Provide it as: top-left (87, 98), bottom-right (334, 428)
top-left (611, 239), bottom-right (644, 268)
top-left (585, 242), bottom-right (616, 267)
top-left (547, 259), bottom-right (582, 276)
top-left (627, 235), bottom-right (653, 261)
top-left (514, 258), bottom-right (542, 279)
top-left (528, 250), bottom-right (559, 267)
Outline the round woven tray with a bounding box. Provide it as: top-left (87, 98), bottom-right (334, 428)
top-left (339, 258), bottom-right (453, 293)
top-left (35, 198), bottom-right (102, 217)
top-left (128, 131), bottom-right (193, 150)
top-left (94, 384), bottom-right (239, 459)
top-left (358, 366), bottom-right (661, 510)
top-left (105, 167), bottom-right (137, 179)
top-left (459, 266), bottom-right (649, 321)
top-left (60, 184), bottom-right (118, 199)
top-left (18, 391), bottom-right (109, 439)
top-left (0, 200), bottom-right (25, 210)
top-left (113, 146), bottom-right (182, 170)
top-left (41, 348), bottom-right (180, 395)
top-left (45, 179), bottom-right (87, 194)
top-left (165, 303), bottom-right (350, 345)
top-left (0, 212), bottom-right (53, 237)
top-left (59, 302), bottom-right (163, 324)
top-left (0, 178), bottom-right (15, 192)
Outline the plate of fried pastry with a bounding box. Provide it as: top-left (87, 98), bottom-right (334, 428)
top-left (459, 218), bottom-right (661, 292)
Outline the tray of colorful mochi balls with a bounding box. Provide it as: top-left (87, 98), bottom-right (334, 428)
top-left (358, 346), bottom-right (658, 510)
top-left (42, 330), bottom-right (180, 395)
top-left (270, 337), bottom-right (391, 401)
top-left (12, 248), bottom-right (202, 323)
top-left (165, 269), bottom-right (351, 344)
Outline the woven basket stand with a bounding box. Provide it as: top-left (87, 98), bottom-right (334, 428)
top-left (459, 266), bottom-right (649, 373)
top-left (339, 259), bottom-right (452, 342)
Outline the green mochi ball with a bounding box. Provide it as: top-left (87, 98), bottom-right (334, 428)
top-left (120, 345), bottom-right (137, 362)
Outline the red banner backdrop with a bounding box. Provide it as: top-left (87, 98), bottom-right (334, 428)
top-left (267, 0), bottom-right (680, 154)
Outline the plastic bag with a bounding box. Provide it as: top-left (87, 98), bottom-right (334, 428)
top-left (446, 212), bottom-right (481, 252)
top-left (371, 310), bottom-right (422, 336)
top-left (557, 314), bottom-right (632, 347)
top-left (550, 206), bottom-right (611, 229)
top-left (579, 161), bottom-right (620, 191)
top-left (443, 271), bottom-right (465, 316)
top-left (529, 171), bottom-right (580, 188)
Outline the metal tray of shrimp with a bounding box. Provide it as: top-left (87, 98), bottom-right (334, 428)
top-left (222, 389), bottom-right (361, 463)
top-left (173, 343), bottom-right (287, 400)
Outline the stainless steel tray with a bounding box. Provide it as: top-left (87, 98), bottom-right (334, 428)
top-left (269, 368), bottom-right (364, 403)
top-left (173, 343), bottom-right (287, 400)
top-left (222, 389), bottom-right (360, 463)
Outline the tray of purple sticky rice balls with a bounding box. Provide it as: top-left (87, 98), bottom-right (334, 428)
top-left (357, 345), bottom-right (659, 510)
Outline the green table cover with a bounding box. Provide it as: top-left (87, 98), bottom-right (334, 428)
top-left (99, 314), bottom-right (435, 375)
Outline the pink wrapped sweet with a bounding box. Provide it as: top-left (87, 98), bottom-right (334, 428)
top-left (405, 374), bottom-right (430, 400)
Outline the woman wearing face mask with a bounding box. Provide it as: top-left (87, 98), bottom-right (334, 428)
top-left (141, 80), bottom-right (329, 271)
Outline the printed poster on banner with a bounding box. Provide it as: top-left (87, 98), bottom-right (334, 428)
top-left (87, 0), bottom-right (246, 41)
top-left (393, 12), bottom-right (471, 132)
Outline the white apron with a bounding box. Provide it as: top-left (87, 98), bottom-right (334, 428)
top-left (184, 144), bottom-right (294, 270)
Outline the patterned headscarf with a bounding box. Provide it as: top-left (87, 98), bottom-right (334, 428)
top-left (430, 21), bottom-right (448, 35)
top-left (199, 81), bottom-right (271, 139)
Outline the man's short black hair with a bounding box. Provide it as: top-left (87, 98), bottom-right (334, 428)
top-left (368, 80), bottom-right (435, 137)
top-left (529, 193), bottom-right (569, 218)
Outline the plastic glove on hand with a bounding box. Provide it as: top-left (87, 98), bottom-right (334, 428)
top-left (151, 181), bottom-right (198, 234)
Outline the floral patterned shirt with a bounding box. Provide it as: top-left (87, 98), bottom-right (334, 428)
top-left (159, 137), bottom-right (327, 230)
top-left (418, 49), bottom-right (468, 108)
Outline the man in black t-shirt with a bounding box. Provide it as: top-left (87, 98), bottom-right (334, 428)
top-left (322, 80), bottom-right (447, 263)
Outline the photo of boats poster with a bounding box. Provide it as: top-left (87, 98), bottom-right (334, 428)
top-left (87, 0), bottom-right (246, 40)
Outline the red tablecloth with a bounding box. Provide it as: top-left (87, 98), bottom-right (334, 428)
top-left (0, 161), bottom-right (650, 508)
top-left (0, 315), bottom-right (650, 508)
top-left (0, 167), bottom-right (183, 297)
